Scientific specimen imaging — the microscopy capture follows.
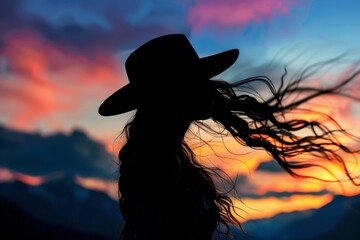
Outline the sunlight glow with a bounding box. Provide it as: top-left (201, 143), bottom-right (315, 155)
top-left (233, 194), bottom-right (333, 222)
top-left (75, 176), bottom-right (119, 200)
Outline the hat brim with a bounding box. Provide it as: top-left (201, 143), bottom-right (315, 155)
top-left (200, 49), bottom-right (239, 79)
top-left (98, 49), bottom-right (239, 116)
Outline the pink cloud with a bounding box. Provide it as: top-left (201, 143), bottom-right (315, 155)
top-left (0, 31), bottom-right (124, 131)
top-left (188, 0), bottom-right (303, 30)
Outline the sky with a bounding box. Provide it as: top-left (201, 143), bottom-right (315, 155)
top-left (1, 0), bottom-right (360, 223)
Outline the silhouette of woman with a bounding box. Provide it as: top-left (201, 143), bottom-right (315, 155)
top-left (98, 34), bottom-right (360, 240)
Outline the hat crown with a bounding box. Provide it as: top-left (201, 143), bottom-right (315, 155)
top-left (125, 34), bottom-right (200, 85)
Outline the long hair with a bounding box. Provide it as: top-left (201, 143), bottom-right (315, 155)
top-left (118, 110), bottom-right (243, 239)
top-left (116, 56), bottom-right (360, 239)
top-left (201, 57), bottom-right (360, 184)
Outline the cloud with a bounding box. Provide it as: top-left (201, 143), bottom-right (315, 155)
top-left (233, 193), bottom-right (333, 222)
top-left (0, 125), bottom-right (117, 179)
top-left (242, 189), bottom-right (330, 199)
top-left (0, 0), bottom-right (24, 34)
top-left (256, 160), bottom-right (283, 172)
top-left (0, 0), bottom-right (192, 54)
top-left (0, 31), bottom-right (123, 131)
top-left (188, 0), bottom-right (305, 31)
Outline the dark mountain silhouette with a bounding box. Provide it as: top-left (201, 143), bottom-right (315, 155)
top-left (0, 179), bottom-right (241, 240)
top-left (277, 194), bottom-right (360, 240)
top-left (0, 179), bottom-right (123, 240)
top-left (1, 178), bottom-right (359, 240)
top-left (321, 195), bottom-right (360, 240)
top-left (241, 194), bottom-right (360, 240)
top-left (0, 194), bottom-right (109, 240)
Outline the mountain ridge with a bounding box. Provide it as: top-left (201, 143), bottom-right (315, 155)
top-left (1, 178), bottom-right (359, 239)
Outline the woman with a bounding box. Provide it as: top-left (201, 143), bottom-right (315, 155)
top-left (98, 34), bottom-right (360, 240)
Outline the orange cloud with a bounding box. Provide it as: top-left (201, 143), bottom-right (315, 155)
top-left (0, 31), bottom-right (124, 132)
top-left (234, 194), bottom-right (333, 222)
top-left (188, 0), bottom-right (303, 30)
top-left (247, 171), bottom-right (323, 194)
top-left (13, 172), bottom-right (47, 186)
top-left (246, 166), bottom-right (360, 197)
top-left (195, 139), bottom-right (272, 176)
top-left (189, 124), bottom-right (273, 176)
top-left (0, 168), bottom-right (70, 186)
top-left (75, 176), bottom-right (118, 201)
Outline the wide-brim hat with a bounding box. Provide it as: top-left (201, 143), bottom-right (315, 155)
top-left (98, 34), bottom-right (239, 116)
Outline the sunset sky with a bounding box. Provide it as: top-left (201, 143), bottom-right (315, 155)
top-left (1, 0), bottom-right (360, 223)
